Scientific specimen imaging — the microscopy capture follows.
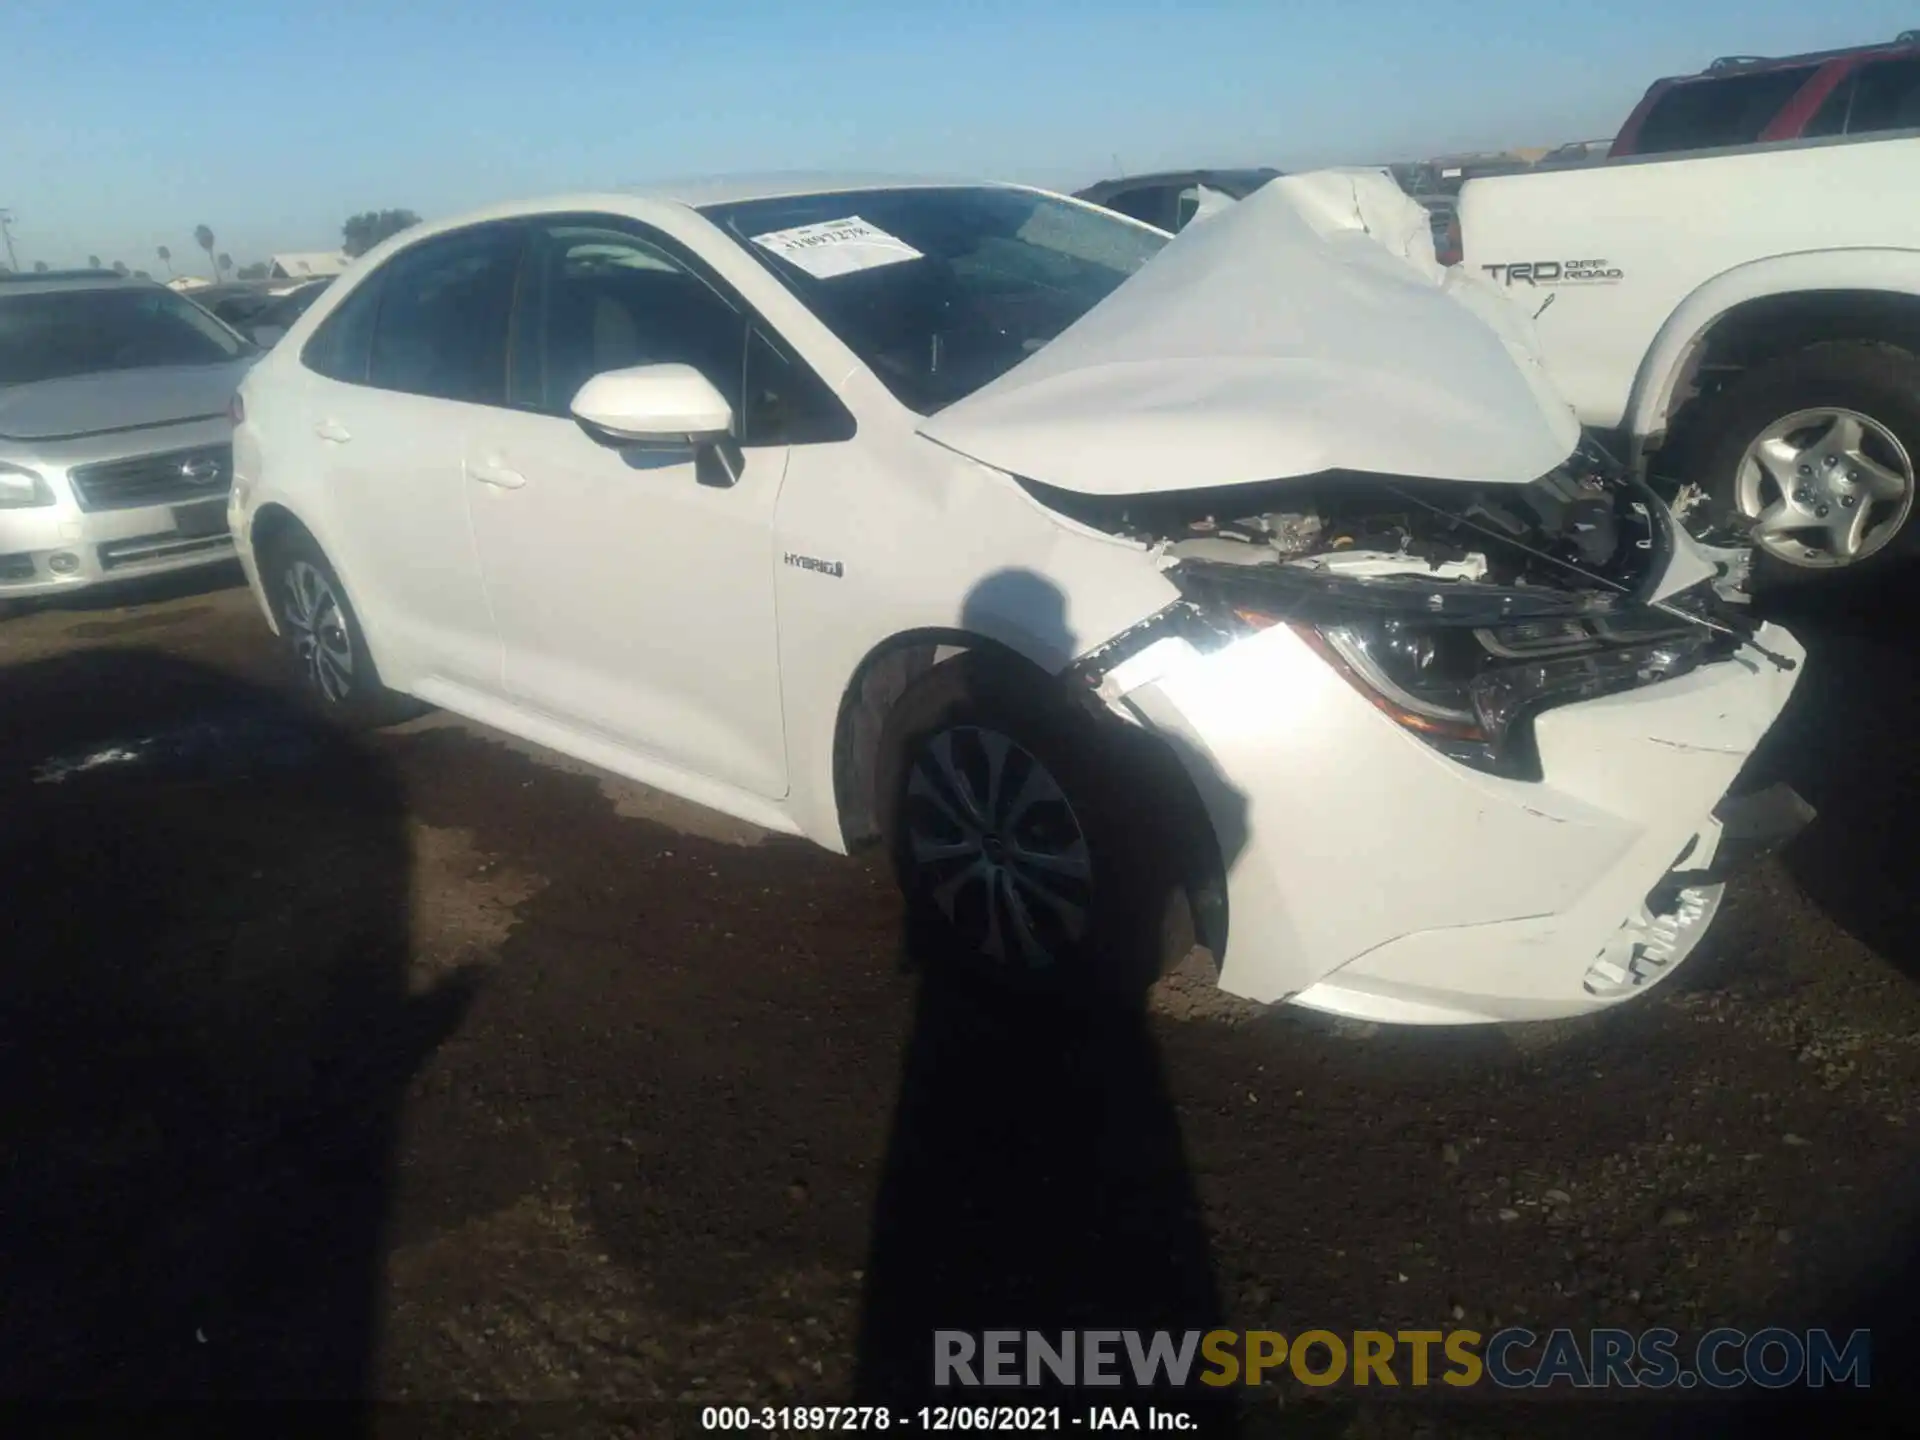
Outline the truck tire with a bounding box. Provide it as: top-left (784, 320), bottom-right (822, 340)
top-left (877, 653), bottom-right (1191, 1003)
top-left (1683, 341), bottom-right (1920, 586)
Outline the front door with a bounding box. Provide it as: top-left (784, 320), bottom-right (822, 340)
top-left (464, 219), bottom-right (796, 800)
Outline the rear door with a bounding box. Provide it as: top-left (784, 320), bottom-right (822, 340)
top-left (292, 222), bottom-right (524, 692)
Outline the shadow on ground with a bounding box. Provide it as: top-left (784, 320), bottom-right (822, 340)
top-left (852, 568), bottom-right (1243, 1428)
top-left (1743, 569), bottom-right (1920, 982)
top-left (0, 649), bottom-right (475, 1414)
top-left (0, 559), bottom-right (247, 621)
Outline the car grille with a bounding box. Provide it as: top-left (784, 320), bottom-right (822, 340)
top-left (68, 444), bottom-right (232, 512)
top-left (0, 553), bottom-right (35, 583)
top-left (97, 532), bottom-right (233, 573)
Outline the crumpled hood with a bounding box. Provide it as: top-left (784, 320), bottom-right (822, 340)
top-left (0, 359), bottom-right (253, 442)
top-left (917, 169), bottom-right (1580, 495)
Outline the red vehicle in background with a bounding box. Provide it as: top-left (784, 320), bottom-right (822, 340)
top-left (1426, 30), bottom-right (1920, 264)
top-left (1610, 30), bottom-right (1920, 157)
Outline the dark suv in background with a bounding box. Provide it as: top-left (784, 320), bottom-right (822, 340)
top-left (1612, 29), bottom-right (1920, 156)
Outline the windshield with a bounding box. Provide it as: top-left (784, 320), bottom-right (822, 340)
top-left (0, 285), bottom-right (249, 386)
top-left (703, 186), bottom-right (1169, 414)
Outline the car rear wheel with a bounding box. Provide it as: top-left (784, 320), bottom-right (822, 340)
top-left (263, 533), bottom-right (418, 729)
top-left (877, 653), bottom-right (1190, 1001)
top-left (1682, 342), bottom-right (1920, 586)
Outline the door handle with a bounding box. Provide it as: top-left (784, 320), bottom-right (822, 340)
top-left (466, 458), bottom-right (527, 490)
top-left (315, 418), bottom-right (352, 444)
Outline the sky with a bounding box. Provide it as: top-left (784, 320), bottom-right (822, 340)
top-left (3, 1), bottom-right (1910, 273)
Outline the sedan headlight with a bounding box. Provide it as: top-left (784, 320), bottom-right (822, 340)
top-left (1318, 620), bottom-right (1485, 741)
top-left (1302, 614), bottom-right (1714, 775)
top-left (1164, 564), bottom-right (1724, 777)
top-left (0, 462), bottom-right (53, 509)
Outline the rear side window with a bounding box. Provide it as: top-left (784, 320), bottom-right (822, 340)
top-left (366, 225), bottom-right (524, 405)
top-left (1633, 66), bottom-right (1818, 153)
top-left (1806, 58), bottom-right (1920, 137)
top-left (301, 277), bottom-right (382, 384)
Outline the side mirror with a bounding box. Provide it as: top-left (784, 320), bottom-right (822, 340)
top-left (251, 324), bottom-right (286, 347)
top-left (570, 364), bottom-right (733, 447)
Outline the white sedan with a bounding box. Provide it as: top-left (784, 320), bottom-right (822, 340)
top-left (229, 170), bottom-right (1809, 1023)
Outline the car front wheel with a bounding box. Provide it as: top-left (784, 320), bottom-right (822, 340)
top-left (877, 654), bottom-right (1189, 1000)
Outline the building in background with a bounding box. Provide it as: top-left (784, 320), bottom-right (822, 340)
top-left (267, 252), bottom-right (349, 280)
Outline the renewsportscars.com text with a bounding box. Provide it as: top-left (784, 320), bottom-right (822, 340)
top-left (933, 1327), bottom-right (1871, 1391)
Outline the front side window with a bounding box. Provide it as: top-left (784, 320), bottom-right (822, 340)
top-left (366, 225), bottom-right (524, 405)
top-left (0, 285), bottom-right (247, 386)
top-left (1633, 67), bottom-right (1818, 154)
top-left (514, 224), bottom-right (749, 417)
top-left (512, 221), bottom-right (853, 445)
top-left (703, 187), bottom-right (1169, 415)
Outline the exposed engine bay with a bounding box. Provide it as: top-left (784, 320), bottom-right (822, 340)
top-left (1043, 447), bottom-right (1787, 780)
top-left (1030, 444), bottom-right (1668, 604)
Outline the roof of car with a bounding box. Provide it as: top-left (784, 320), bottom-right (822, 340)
top-left (0, 273), bottom-right (166, 297)
top-left (340, 176), bottom-right (1065, 269)
top-left (1678, 30), bottom-right (1920, 81)
top-left (620, 171), bottom-right (999, 208)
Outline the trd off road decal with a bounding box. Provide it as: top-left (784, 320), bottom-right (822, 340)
top-left (1481, 260), bottom-right (1625, 285)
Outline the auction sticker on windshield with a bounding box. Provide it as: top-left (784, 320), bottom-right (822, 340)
top-left (750, 217), bottom-right (924, 278)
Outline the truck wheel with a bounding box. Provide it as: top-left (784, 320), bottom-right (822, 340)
top-left (877, 653), bottom-right (1189, 1002)
top-left (263, 533), bottom-right (421, 729)
top-left (1685, 342), bottom-right (1920, 584)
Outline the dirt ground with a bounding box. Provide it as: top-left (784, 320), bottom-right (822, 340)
top-left (2, 562), bottom-right (1917, 1438)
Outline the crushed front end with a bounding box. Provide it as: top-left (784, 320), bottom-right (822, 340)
top-left (1048, 447), bottom-right (1810, 1022)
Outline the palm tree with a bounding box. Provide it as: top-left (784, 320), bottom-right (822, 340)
top-left (112, 261), bottom-right (129, 277)
top-left (217, 251), bottom-right (233, 278)
top-left (88, 254), bottom-right (101, 269)
top-left (194, 225), bottom-right (216, 282)
top-left (33, 261), bottom-right (48, 273)
top-left (157, 245), bottom-right (174, 277)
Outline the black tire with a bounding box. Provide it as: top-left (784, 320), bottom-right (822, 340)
top-left (260, 531), bottom-right (420, 729)
top-left (1677, 341), bottom-right (1920, 588)
top-left (877, 653), bottom-right (1192, 1002)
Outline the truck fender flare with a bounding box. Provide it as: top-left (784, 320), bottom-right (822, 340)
top-left (1624, 247), bottom-right (1920, 443)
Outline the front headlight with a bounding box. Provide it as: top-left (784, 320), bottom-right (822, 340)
top-left (1162, 561), bottom-right (1732, 777)
top-left (0, 463), bottom-right (53, 509)
top-left (1319, 620), bottom-right (1485, 741)
top-left (1303, 613), bottom-right (1715, 775)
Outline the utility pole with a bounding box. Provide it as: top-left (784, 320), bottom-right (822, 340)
top-left (0, 210), bottom-right (19, 273)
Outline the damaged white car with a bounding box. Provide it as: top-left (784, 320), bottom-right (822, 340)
top-left (230, 170), bottom-right (1810, 1023)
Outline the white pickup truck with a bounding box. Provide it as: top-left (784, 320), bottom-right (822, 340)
top-left (1457, 129), bottom-right (1920, 583)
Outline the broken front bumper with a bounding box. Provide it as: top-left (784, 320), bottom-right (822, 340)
top-left (1116, 620), bottom-right (1806, 1024)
